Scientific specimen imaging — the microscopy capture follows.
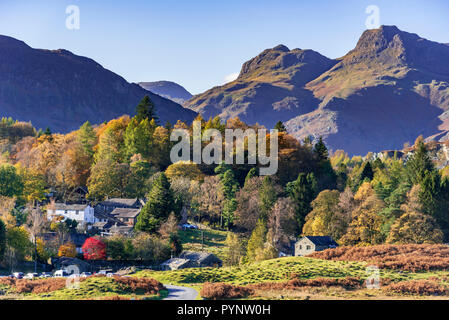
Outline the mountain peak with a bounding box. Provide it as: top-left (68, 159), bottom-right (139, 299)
top-left (272, 44), bottom-right (290, 52)
top-left (345, 25), bottom-right (449, 75)
top-left (139, 81), bottom-right (192, 105)
top-left (238, 44), bottom-right (334, 80)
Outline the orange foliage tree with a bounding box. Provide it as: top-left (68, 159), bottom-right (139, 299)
top-left (58, 242), bottom-right (77, 258)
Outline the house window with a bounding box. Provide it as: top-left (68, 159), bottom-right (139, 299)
top-left (299, 245), bottom-right (302, 250)
top-left (306, 245), bottom-right (311, 250)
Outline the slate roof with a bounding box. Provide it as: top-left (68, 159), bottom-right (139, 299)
top-left (100, 198), bottom-right (139, 207)
top-left (179, 251), bottom-right (222, 265)
top-left (110, 208), bottom-right (141, 218)
top-left (52, 203), bottom-right (89, 211)
top-left (161, 258), bottom-right (192, 270)
top-left (302, 236), bottom-right (338, 247)
top-left (109, 225), bottom-right (134, 235)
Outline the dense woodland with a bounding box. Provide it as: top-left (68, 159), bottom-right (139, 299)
top-left (1, 95), bottom-right (449, 269)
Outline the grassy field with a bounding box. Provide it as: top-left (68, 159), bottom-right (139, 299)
top-left (4, 241), bottom-right (449, 300)
top-left (178, 228), bottom-right (228, 261)
top-left (135, 256), bottom-right (420, 285)
top-left (0, 276), bottom-right (168, 300)
top-left (134, 256), bottom-right (449, 300)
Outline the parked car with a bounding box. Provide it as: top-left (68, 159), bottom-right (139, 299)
top-left (80, 272), bottom-right (92, 278)
top-left (54, 270), bottom-right (69, 277)
top-left (40, 272), bottom-right (53, 278)
top-left (24, 273), bottom-right (39, 280)
top-left (96, 270), bottom-right (113, 276)
top-left (12, 272), bottom-right (24, 279)
top-left (181, 223), bottom-right (198, 230)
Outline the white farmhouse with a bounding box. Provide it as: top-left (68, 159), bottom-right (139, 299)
top-left (47, 203), bottom-right (95, 224)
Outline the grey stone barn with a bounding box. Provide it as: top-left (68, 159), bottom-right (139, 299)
top-left (161, 251), bottom-right (222, 270)
top-left (294, 236), bottom-right (338, 256)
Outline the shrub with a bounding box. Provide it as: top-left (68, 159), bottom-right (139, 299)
top-left (201, 282), bottom-right (254, 300)
top-left (385, 280), bottom-right (448, 296)
top-left (101, 295), bottom-right (131, 300)
top-left (112, 276), bottom-right (165, 295)
top-left (309, 244), bottom-right (449, 272)
top-left (0, 277), bottom-right (88, 294)
top-left (247, 277), bottom-right (362, 291)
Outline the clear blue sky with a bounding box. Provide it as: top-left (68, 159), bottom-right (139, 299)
top-left (1, 0), bottom-right (448, 94)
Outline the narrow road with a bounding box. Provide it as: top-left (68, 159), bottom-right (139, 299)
top-left (163, 284), bottom-right (199, 300)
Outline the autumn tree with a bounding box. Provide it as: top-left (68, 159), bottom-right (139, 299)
top-left (195, 176), bottom-right (224, 226)
top-left (225, 232), bottom-right (245, 266)
top-left (87, 157), bottom-right (133, 200)
top-left (0, 196), bottom-right (17, 228)
top-left (267, 197), bottom-right (297, 252)
top-left (5, 227), bottom-right (32, 268)
top-left (82, 237), bottom-right (107, 260)
top-left (0, 164), bottom-right (23, 198)
top-left (106, 235), bottom-right (134, 260)
top-left (16, 165), bottom-right (46, 205)
top-left (386, 212), bottom-right (443, 244)
top-left (234, 176), bottom-right (263, 232)
top-left (165, 161), bottom-right (204, 181)
top-left (58, 242), bottom-right (77, 258)
top-left (340, 182), bottom-right (386, 245)
top-left (302, 190), bottom-right (350, 241)
top-left (245, 220), bottom-right (266, 263)
top-left (158, 212), bottom-right (179, 239)
top-left (131, 233), bottom-right (170, 262)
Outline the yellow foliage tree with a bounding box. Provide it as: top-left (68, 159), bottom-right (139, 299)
top-left (165, 161), bottom-right (204, 181)
top-left (58, 242), bottom-right (77, 258)
top-left (340, 182), bottom-right (385, 245)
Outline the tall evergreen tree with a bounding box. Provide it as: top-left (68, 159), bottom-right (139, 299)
top-left (258, 176), bottom-right (277, 222)
top-left (406, 140), bottom-right (434, 185)
top-left (244, 167), bottom-right (257, 186)
top-left (313, 137), bottom-right (328, 160)
top-left (274, 121), bottom-right (287, 132)
top-left (135, 95), bottom-right (158, 124)
top-left (43, 127), bottom-right (52, 136)
top-left (287, 172), bottom-right (318, 234)
top-left (124, 118), bottom-right (155, 160)
top-left (78, 121), bottom-right (96, 158)
top-left (0, 219), bottom-right (5, 261)
top-left (215, 167), bottom-right (239, 228)
top-left (135, 173), bottom-right (175, 233)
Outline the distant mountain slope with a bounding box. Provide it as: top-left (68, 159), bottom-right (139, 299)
top-left (0, 35), bottom-right (197, 132)
top-left (287, 25), bottom-right (449, 155)
top-left (139, 81), bottom-right (192, 105)
top-left (185, 26), bottom-right (449, 155)
top-left (186, 45), bottom-right (337, 128)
